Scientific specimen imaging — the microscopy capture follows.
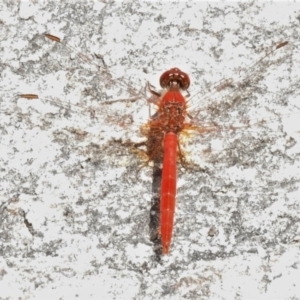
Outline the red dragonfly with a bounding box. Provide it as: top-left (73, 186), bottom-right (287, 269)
top-left (17, 34), bottom-right (299, 255)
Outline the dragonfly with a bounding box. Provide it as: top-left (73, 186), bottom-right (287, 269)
top-left (15, 34), bottom-right (300, 255)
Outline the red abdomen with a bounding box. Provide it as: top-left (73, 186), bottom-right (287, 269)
top-left (160, 132), bottom-right (178, 254)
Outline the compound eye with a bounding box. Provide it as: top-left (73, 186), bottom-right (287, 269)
top-left (159, 68), bottom-right (190, 90)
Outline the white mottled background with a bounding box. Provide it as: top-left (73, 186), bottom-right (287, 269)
top-left (1, 1), bottom-right (300, 299)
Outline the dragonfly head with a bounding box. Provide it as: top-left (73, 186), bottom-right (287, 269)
top-left (160, 68), bottom-right (190, 90)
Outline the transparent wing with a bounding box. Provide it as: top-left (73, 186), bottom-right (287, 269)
top-left (3, 35), bottom-right (300, 170)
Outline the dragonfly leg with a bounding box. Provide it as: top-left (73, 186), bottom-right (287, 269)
top-left (147, 82), bottom-right (162, 109)
top-left (147, 81), bottom-right (161, 97)
top-left (185, 89), bottom-right (190, 98)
